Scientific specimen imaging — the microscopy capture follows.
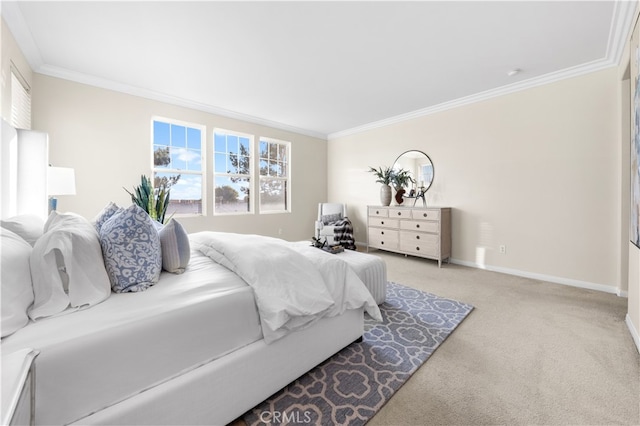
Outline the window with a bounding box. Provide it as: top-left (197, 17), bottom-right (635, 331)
top-left (152, 118), bottom-right (205, 216)
top-left (10, 64), bottom-right (31, 129)
top-left (214, 129), bottom-right (253, 214)
top-left (259, 137), bottom-right (290, 213)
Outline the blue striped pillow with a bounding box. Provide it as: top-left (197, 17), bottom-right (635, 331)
top-left (158, 219), bottom-right (190, 274)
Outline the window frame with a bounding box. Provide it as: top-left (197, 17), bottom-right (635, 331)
top-left (151, 116), bottom-right (206, 217)
top-left (258, 137), bottom-right (291, 214)
top-left (213, 128), bottom-right (255, 216)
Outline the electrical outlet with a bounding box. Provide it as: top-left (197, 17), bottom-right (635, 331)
top-left (499, 245), bottom-right (506, 254)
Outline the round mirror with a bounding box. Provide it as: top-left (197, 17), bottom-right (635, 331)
top-left (392, 150), bottom-right (434, 191)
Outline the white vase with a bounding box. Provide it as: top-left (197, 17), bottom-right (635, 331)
top-left (380, 184), bottom-right (392, 206)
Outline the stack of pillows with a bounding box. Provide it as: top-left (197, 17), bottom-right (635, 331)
top-left (0, 203), bottom-right (190, 338)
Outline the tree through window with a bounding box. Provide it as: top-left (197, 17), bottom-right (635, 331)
top-left (214, 129), bottom-right (253, 214)
top-left (152, 118), bottom-right (204, 215)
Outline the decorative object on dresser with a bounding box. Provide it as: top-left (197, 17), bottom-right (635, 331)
top-left (390, 168), bottom-right (415, 205)
top-left (367, 206), bottom-right (451, 267)
top-left (392, 150), bottom-right (434, 207)
top-left (367, 166), bottom-right (394, 206)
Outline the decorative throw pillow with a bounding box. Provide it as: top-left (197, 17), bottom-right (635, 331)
top-left (1, 228), bottom-right (34, 336)
top-left (92, 201), bottom-right (123, 233)
top-left (158, 219), bottom-right (190, 274)
top-left (100, 204), bottom-right (161, 293)
top-left (28, 212), bottom-right (111, 320)
top-left (0, 214), bottom-right (45, 246)
top-left (321, 213), bottom-right (343, 225)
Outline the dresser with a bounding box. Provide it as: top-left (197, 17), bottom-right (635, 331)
top-left (367, 206), bottom-right (451, 267)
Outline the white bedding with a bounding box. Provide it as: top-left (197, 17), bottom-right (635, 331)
top-left (1, 251), bottom-right (262, 426)
top-left (190, 232), bottom-right (382, 343)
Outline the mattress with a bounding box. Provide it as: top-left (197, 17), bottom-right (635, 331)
top-left (1, 251), bottom-right (262, 426)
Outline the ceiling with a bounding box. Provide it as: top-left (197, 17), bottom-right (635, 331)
top-left (1, 1), bottom-right (636, 139)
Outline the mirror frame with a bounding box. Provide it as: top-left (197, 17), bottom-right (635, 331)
top-left (392, 150), bottom-right (434, 191)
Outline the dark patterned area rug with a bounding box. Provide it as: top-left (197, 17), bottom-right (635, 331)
top-left (243, 282), bottom-right (474, 426)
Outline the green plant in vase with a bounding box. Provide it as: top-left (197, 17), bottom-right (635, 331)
top-left (368, 166), bottom-right (394, 206)
top-left (124, 175), bottom-right (171, 223)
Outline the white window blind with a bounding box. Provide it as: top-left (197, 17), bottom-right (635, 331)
top-left (11, 66), bottom-right (31, 130)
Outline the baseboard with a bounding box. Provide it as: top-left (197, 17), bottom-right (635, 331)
top-left (355, 243), bottom-right (625, 296)
top-left (626, 314), bottom-right (640, 354)
top-left (449, 258), bottom-right (620, 295)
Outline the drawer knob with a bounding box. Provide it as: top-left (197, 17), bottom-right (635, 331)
top-left (416, 224), bottom-right (420, 228)
top-left (423, 213), bottom-right (428, 217)
top-left (416, 235), bottom-right (420, 240)
top-left (381, 241), bottom-right (384, 245)
top-left (416, 247), bottom-right (420, 251)
top-left (381, 231), bottom-right (384, 235)
top-left (397, 212), bottom-right (401, 216)
top-left (381, 221), bottom-right (384, 225)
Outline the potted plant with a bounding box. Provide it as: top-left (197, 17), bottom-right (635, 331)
top-left (391, 169), bottom-right (415, 205)
top-left (368, 166), bottom-right (393, 206)
top-left (124, 175), bottom-right (171, 224)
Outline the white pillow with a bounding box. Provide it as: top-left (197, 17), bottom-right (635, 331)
top-left (28, 212), bottom-right (111, 320)
top-left (100, 204), bottom-right (161, 293)
top-left (158, 219), bottom-right (190, 274)
top-left (1, 228), bottom-right (34, 337)
top-left (0, 214), bottom-right (45, 246)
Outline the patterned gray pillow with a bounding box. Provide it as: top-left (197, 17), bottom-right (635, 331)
top-left (99, 204), bottom-right (161, 293)
top-left (321, 213), bottom-right (343, 225)
top-left (93, 201), bottom-right (123, 233)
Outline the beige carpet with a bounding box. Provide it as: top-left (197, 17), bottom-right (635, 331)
top-left (367, 250), bottom-right (640, 426)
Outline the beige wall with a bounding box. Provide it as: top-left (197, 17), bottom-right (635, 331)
top-left (1, 17), bottom-right (33, 124)
top-left (329, 69), bottom-right (623, 294)
top-left (31, 74), bottom-right (328, 240)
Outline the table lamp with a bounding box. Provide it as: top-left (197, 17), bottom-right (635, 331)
top-left (47, 166), bottom-right (76, 213)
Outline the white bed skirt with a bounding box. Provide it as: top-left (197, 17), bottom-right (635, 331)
top-left (74, 307), bottom-right (364, 425)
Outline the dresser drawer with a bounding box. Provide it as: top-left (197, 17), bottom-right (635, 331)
top-left (369, 217), bottom-right (399, 228)
top-left (400, 220), bottom-right (439, 233)
top-left (400, 231), bottom-right (439, 256)
top-left (368, 207), bottom-right (389, 218)
top-left (411, 209), bottom-right (440, 220)
top-left (388, 208), bottom-right (412, 219)
top-left (368, 228), bottom-right (399, 249)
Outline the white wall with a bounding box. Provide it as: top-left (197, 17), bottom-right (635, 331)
top-left (329, 69), bottom-right (623, 294)
top-left (31, 74), bottom-right (328, 241)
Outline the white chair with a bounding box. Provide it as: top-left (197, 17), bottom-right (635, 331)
top-left (315, 203), bottom-right (347, 246)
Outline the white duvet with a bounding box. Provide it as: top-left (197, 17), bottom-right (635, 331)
top-left (190, 232), bottom-right (382, 343)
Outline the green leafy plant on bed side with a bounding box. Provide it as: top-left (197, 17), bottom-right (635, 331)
top-left (124, 175), bottom-right (170, 224)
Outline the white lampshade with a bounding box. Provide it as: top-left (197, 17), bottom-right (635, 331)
top-left (47, 167), bottom-right (76, 196)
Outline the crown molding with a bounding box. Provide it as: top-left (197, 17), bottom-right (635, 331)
top-left (5, 1), bottom-right (637, 143)
top-left (327, 58), bottom-right (615, 140)
top-left (1, 1), bottom-right (44, 69)
top-left (328, 0), bottom-right (639, 141)
top-left (36, 64), bottom-right (327, 140)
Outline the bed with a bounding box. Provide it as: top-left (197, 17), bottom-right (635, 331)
top-left (0, 120), bottom-right (382, 425)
